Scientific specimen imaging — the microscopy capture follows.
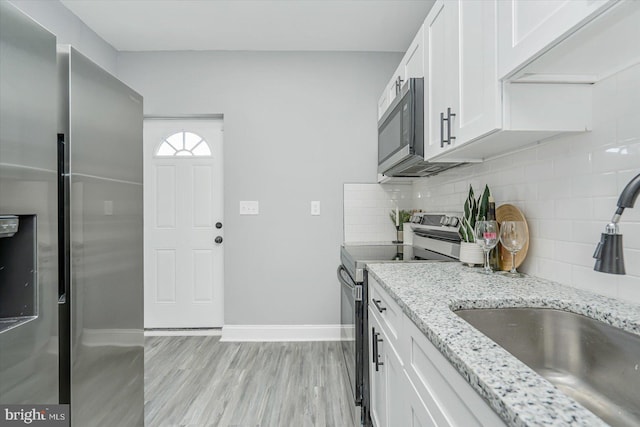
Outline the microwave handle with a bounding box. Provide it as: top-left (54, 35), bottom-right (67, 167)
top-left (440, 112), bottom-right (445, 148)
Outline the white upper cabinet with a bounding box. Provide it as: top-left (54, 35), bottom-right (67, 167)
top-left (506, 0), bottom-right (640, 83)
top-left (425, 0), bottom-right (501, 160)
top-left (497, 0), bottom-right (614, 80)
top-left (424, 0), bottom-right (593, 163)
top-left (424, 0), bottom-right (452, 160)
top-left (377, 25), bottom-right (425, 120)
top-left (403, 25), bottom-right (425, 81)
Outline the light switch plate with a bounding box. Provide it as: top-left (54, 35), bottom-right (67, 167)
top-left (240, 201), bottom-right (259, 215)
top-left (103, 200), bottom-right (113, 216)
top-left (311, 201), bottom-right (320, 216)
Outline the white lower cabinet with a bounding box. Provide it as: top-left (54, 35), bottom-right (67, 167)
top-left (369, 307), bottom-right (407, 427)
top-left (404, 371), bottom-right (438, 427)
top-left (368, 277), bottom-right (507, 427)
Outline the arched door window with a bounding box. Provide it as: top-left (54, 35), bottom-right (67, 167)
top-left (155, 131), bottom-right (211, 157)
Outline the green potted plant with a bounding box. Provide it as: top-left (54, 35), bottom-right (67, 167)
top-left (458, 185), bottom-right (490, 266)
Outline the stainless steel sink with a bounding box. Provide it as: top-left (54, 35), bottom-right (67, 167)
top-left (454, 307), bottom-right (640, 427)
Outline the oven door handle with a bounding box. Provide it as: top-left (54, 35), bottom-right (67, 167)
top-left (337, 266), bottom-right (362, 301)
top-left (337, 266), bottom-right (354, 289)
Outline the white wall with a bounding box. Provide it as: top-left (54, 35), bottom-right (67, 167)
top-left (412, 63), bottom-right (640, 305)
top-left (8, 0), bottom-right (118, 75)
top-left (117, 51), bottom-right (402, 325)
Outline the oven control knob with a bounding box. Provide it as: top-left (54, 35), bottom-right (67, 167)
top-left (449, 217), bottom-right (460, 227)
top-left (440, 216), bottom-right (450, 226)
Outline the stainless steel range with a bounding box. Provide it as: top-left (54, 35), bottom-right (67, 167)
top-left (337, 213), bottom-right (461, 426)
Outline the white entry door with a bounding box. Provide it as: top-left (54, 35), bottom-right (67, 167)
top-left (144, 118), bottom-right (224, 328)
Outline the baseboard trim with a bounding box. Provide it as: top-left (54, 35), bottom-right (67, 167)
top-left (220, 324), bottom-right (352, 342)
top-left (144, 328), bottom-right (222, 337)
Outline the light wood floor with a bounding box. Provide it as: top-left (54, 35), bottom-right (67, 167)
top-left (144, 336), bottom-right (358, 427)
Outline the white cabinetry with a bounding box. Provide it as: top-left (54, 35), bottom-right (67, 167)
top-left (497, 0), bottom-right (614, 79)
top-left (424, 0), bottom-right (592, 163)
top-left (367, 276), bottom-right (507, 427)
top-left (377, 26), bottom-right (425, 120)
top-left (369, 307), bottom-right (407, 427)
top-left (425, 0), bottom-right (500, 160)
top-left (377, 0), bottom-right (631, 169)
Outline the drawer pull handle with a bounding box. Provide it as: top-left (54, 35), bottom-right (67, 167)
top-left (372, 298), bottom-right (386, 313)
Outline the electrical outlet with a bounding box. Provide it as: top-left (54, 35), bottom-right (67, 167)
top-left (240, 201), bottom-right (259, 215)
top-left (311, 201), bottom-right (320, 216)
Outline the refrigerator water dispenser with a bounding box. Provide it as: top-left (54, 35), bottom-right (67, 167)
top-left (0, 215), bottom-right (37, 333)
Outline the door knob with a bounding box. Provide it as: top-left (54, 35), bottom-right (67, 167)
top-left (216, 222), bottom-right (223, 229)
top-left (215, 236), bottom-right (223, 244)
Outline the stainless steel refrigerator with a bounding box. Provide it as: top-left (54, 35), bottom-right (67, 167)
top-left (0, 3), bottom-right (144, 425)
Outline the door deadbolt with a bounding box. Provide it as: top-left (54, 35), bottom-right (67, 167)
top-left (216, 222), bottom-right (222, 229)
top-left (215, 236), bottom-right (223, 244)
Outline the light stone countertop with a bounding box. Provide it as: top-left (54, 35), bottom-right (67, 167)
top-left (365, 262), bottom-right (640, 427)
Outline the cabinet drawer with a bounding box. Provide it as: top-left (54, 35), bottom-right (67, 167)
top-left (403, 316), bottom-right (506, 427)
top-left (368, 275), bottom-right (403, 346)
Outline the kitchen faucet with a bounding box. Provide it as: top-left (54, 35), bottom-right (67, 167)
top-left (593, 172), bottom-right (640, 274)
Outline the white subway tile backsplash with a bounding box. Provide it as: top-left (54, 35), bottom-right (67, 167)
top-left (538, 178), bottom-right (572, 200)
top-left (572, 265), bottom-right (618, 299)
top-left (555, 198), bottom-right (593, 220)
top-left (592, 196), bottom-right (619, 221)
top-left (523, 200), bottom-right (555, 220)
top-left (525, 161), bottom-right (554, 181)
top-left (592, 143), bottom-right (640, 173)
top-left (621, 223), bottom-right (640, 250)
top-left (554, 241), bottom-right (594, 268)
top-left (615, 63), bottom-right (640, 114)
top-left (537, 259), bottom-right (572, 285)
top-left (618, 275), bottom-right (640, 304)
top-left (617, 116), bottom-right (640, 144)
top-left (570, 172), bottom-right (617, 198)
top-left (537, 219), bottom-right (573, 241)
top-left (343, 183), bottom-right (412, 243)
top-left (553, 151), bottom-right (593, 179)
top-left (623, 249), bottom-right (640, 277)
top-left (571, 221), bottom-right (604, 245)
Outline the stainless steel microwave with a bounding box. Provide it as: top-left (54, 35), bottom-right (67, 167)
top-left (378, 77), bottom-right (461, 178)
top-left (377, 78), bottom-right (424, 175)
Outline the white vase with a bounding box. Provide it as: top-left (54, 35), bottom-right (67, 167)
top-left (459, 241), bottom-right (484, 267)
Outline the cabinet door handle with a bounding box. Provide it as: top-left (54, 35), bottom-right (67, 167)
top-left (372, 298), bottom-right (386, 313)
top-left (395, 76), bottom-right (404, 95)
top-left (371, 327), bottom-right (377, 363)
top-left (447, 107), bottom-right (456, 145)
top-left (440, 111), bottom-right (445, 148)
top-left (373, 329), bottom-right (384, 372)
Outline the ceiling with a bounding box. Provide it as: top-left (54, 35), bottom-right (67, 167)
top-left (60, 0), bottom-right (434, 52)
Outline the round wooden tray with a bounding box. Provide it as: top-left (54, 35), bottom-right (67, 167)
top-left (496, 204), bottom-right (529, 271)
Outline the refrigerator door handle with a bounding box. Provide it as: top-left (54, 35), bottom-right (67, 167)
top-left (57, 132), bottom-right (68, 303)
